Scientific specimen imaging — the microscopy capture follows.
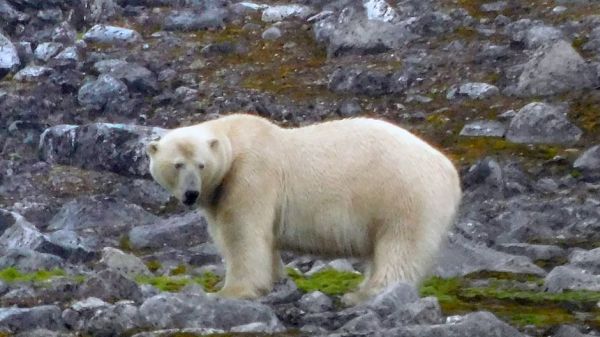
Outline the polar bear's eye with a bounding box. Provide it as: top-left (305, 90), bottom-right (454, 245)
top-left (198, 163), bottom-right (205, 170)
top-left (174, 163), bottom-right (184, 170)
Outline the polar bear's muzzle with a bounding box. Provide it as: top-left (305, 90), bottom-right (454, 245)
top-left (183, 190), bottom-right (199, 206)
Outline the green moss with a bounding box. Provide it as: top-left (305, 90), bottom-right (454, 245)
top-left (570, 169), bottom-right (582, 179)
top-left (572, 36), bottom-right (588, 53)
top-left (170, 264), bottom-right (187, 276)
top-left (136, 272), bottom-right (221, 293)
top-left (420, 275), bottom-right (600, 330)
top-left (145, 260), bottom-right (162, 273)
top-left (119, 235), bottom-right (133, 252)
top-left (0, 267), bottom-right (66, 283)
top-left (287, 268), bottom-right (363, 296)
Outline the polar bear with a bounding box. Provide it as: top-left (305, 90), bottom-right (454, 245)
top-left (146, 113), bottom-right (461, 304)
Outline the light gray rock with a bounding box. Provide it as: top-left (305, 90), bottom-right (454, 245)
top-left (337, 310), bottom-right (383, 334)
top-left (459, 120), bottom-right (505, 138)
top-left (100, 247), bottom-right (151, 278)
top-left (298, 291), bottom-right (333, 313)
top-left (13, 65), bottom-right (53, 81)
top-left (163, 9), bottom-right (228, 31)
top-left (496, 243), bottom-right (566, 262)
top-left (47, 196), bottom-right (158, 249)
top-left (262, 26), bottom-right (282, 40)
top-left (365, 282), bottom-right (420, 317)
top-left (314, 8), bottom-right (417, 57)
top-left (79, 269), bottom-right (144, 303)
top-left (82, 0), bottom-right (121, 23)
top-left (387, 311), bottom-right (525, 337)
top-left (506, 102), bottom-right (582, 145)
top-left (84, 300), bottom-right (143, 337)
top-left (262, 5), bottom-right (316, 22)
top-left (93, 59), bottom-right (128, 73)
top-left (62, 297), bottom-right (110, 331)
top-left (448, 83), bottom-right (499, 100)
top-left (514, 40), bottom-right (595, 96)
top-left (481, 1), bottom-right (507, 12)
top-left (433, 234), bottom-right (547, 278)
top-left (337, 99), bottom-right (362, 117)
top-left (552, 325), bottom-right (594, 337)
top-left (545, 265), bottom-right (600, 292)
top-left (307, 258), bottom-right (357, 275)
top-left (569, 248), bottom-right (600, 274)
top-left (139, 292), bottom-right (283, 331)
top-left (0, 32), bottom-right (19, 74)
top-left (83, 25), bottom-right (141, 45)
top-left (0, 305), bottom-right (64, 333)
top-left (34, 42), bottom-right (62, 62)
top-left (54, 46), bottom-right (79, 62)
top-left (77, 74), bottom-right (129, 109)
top-left (39, 123), bottom-right (166, 178)
top-left (574, 145), bottom-right (600, 180)
top-left (524, 25), bottom-right (564, 49)
top-left (363, 0), bottom-right (398, 22)
top-left (0, 247), bottom-right (63, 271)
top-left (129, 212), bottom-right (208, 250)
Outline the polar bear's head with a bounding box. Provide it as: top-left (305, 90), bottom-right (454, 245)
top-left (146, 127), bottom-right (229, 207)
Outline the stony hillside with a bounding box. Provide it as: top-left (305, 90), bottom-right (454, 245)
top-left (1, 0), bottom-right (600, 336)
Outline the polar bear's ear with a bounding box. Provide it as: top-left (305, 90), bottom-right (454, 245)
top-left (208, 139), bottom-right (219, 150)
top-left (147, 141), bottom-right (159, 156)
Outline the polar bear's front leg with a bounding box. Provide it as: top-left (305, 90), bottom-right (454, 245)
top-left (212, 208), bottom-right (277, 300)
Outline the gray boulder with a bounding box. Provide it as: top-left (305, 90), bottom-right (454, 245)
top-left (0, 305), bottom-right (64, 334)
top-left (506, 102), bottom-right (582, 145)
top-left (574, 144), bottom-right (600, 180)
top-left (77, 74), bottom-right (129, 109)
top-left (545, 265), bottom-right (600, 292)
top-left (568, 248), bottom-right (600, 274)
top-left (387, 311), bottom-right (525, 337)
top-left (314, 7), bottom-right (417, 57)
top-left (39, 123), bottom-right (166, 178)
top-left (433, 234), bottom-right (546, 278)
top-left (514, 40), bottom-right (595, 96)
top-left (47, 196), bottom-right (158, 249)
top-left (0, 32), bottom-right (19, 76)
top-left (328, 68), bottom-right (411, 97)
top-left (99, 62), bottom-right (159, 95)
top-left (129, 212), bottom-right (208, 250)
top-left (83, 300), bottom-right (143, 337)
top-left (139, 292), bottom-right (283, 331)
top-left (79, 269), bottom-right (144, 303)
top-left (298, 291), bottom-right (333, 313)
top-left (0, 248), bottom-right (63, 271)
top-left (496, 243), bottom-right (566, 262)
top-left (83, 25), bottom-right (141, 45)
top-left (62, 297), bottom-right (111, 331)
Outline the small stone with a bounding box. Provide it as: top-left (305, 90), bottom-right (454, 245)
top-left (459, 120), bottom-right (505, 137)
top-left (298, 291), bottom-right (333, 313)
top-left (77, 74), bottom-right (129, 109)
top-left (337, 99), bottom-right (362, 117)
top-left (34, 42), bottom-right (63, 62)
top-left (262, 26), bottom-right (282, 40)
top-left (13, 66), bottom-right (53, 81)
top-left (262, 5), bottom-right (315, 22)
top-left (83, 25), bottom-right (141, 45)
top-left (448, 82), bottom-right (499, 100)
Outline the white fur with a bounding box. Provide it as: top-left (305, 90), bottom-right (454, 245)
top-left (147, 114), bottom-right (462, 304)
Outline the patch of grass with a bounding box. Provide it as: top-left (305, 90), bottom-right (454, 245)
top-left (136, 272), bottom-right (221, 293)
top-left (0, 267), bottom-right (66, 283)
top-left (287, 268), bottom-right (363, 296)
top-left (145, 260), bottom-right (162, 273)
top-left (420, 275), bottom-right (600, 330)
top-left (170, 264), bottom-right (187, 276)
top-left (119, 235), bottom-right (133, 252)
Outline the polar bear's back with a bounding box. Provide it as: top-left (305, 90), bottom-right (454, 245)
top-left (276, 117), bottom-right (461, 257)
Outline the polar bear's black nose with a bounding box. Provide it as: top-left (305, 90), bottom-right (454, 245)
top-left (183, 190), bottom-right (199, 205)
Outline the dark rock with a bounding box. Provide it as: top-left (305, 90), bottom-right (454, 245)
top-left (337, 310), bottom-right (382, 334)
top-left (0, 305), bottom-right (64, 334)
top-left (47, 196), bottom-right (159, 249)
top-left (83, 300), bottom-right (143, 337)
top-left (79, 269), bottom-right (144, 303)
top-left (129, 212), bottom-right (208, 250)
top-left (328, 68), bottom-right (411, 97)
top-left (552, 325), bottom-right (595, 337)
top-left (102, 62), bottom-right (159, 95)
top-left (77, 74), bottom-right (129, 110)
top-left (39, 123), bottom-right (167, 178)
top-left (62, 297), bottom-right (111, 331)
top-left (365, 282), bottom-right (420, 318)
top-left (506, 102), bottom-right (582, 145)
top-left (382, 297), bottom-right (443, 327)
top-left (258, 278), bottom-right (302, 305)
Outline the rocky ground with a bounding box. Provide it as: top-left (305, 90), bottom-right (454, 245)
top-left (1, 0), bottom-right (600, 336)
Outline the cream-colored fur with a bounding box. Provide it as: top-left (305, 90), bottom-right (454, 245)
top-left (147, 114), bottom-right (462, 304)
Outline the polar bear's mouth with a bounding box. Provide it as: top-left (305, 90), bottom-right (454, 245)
top-left (183, 190), bottom-right (199, 206)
